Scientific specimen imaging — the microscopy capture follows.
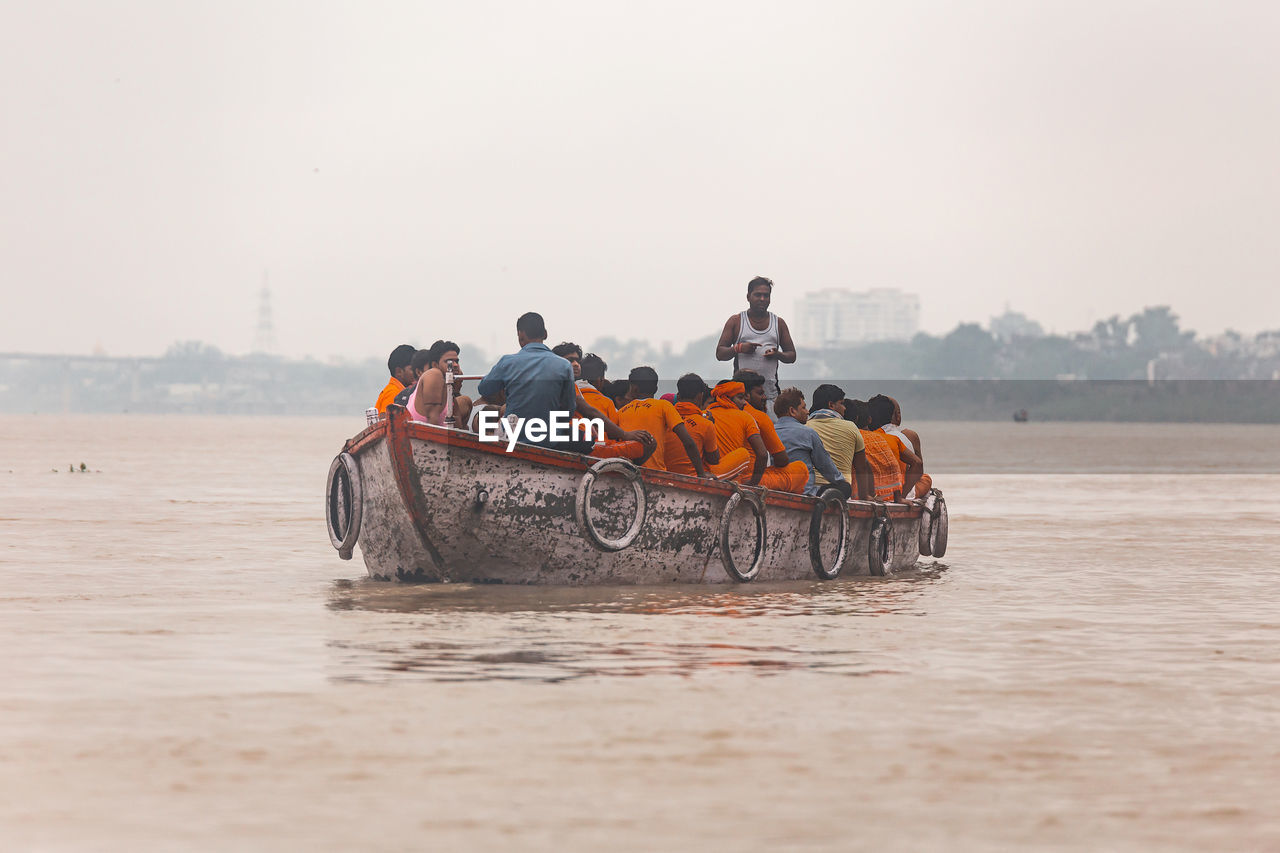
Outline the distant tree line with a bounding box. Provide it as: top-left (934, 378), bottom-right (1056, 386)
top-left (2, 306), bottom-right (1277, 418)
top-left (588, 306), bottom-right (1280, 382)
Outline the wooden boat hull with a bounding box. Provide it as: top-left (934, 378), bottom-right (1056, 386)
top-left (332, 408), bottom-right (927, 584)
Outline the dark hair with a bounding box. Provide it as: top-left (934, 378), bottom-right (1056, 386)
top-left (812, 383), bottom-right (846, 413)
top-left (628, 365), bottom-right (659, 398)
top-left (605, 378), bottom-right (630, 405)
top-left (410, 349), bottom-right (433, 372)
top-left (676, 373), bottom-right (710, 402)
top-left (774, 387), bottom-right (805, 418)
top-left (387, 344), bottom-right (416, 374)
top-left (426, 339), bottom-right (460, 367)
top-left (552, 341), bottom-right (582, 359)
top-left (732, 368), bottom-right (764, 390)
top-left (845, 399), bottom-right (871, 430)
top-left (581, 353), bottom-right (607, 382)
top-left (517, 312), bottom-right (547, 339)
top-left (747, 276), bottom-right (773, 294)
top-left (867, 395), bottom-right (895, 430)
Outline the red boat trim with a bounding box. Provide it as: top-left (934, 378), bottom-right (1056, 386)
top-left (384, 405), bottom-right (445, 568)
top-left (345, 417), bottom-right (923, 522)
top-left (342, 420), bottom-right (385, 454)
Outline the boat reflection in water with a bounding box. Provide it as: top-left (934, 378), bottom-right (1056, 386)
top-left (325, 567), bottom-right (947, 684)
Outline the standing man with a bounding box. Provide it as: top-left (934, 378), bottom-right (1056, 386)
top-left (715, 276), bottom-right (796, 410)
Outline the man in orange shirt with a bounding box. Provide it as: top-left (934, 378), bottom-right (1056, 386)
top-left (845, 400), bottom-right (908, 501)
top-left (616, 367), bottom-right (708, 476)
top-left (553, 346), bottom-right (654, 462)
top-left (867, 395), bottom-right (929, 498)
top-left (375, 344), bottom-right (417, 413)
top-left (391, 349), bottom-right (432, 408)
top-left (705, 381), bottom-right (768, 486)
top-left (733, 370), bottom-right (810, 492)
top-left (577, 352), bottom-right (619, 422)
top-left (664, 374), bottom-right (753, 479)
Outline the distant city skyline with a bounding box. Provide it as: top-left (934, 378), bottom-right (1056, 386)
top-left (795, 288), bottom-right (921, 346)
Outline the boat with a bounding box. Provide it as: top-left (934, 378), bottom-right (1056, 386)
top-left (325, 403), bottom-right (948, 584)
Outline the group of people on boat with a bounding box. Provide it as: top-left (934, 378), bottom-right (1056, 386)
top-left (373, 277), bottom-right (933, 504)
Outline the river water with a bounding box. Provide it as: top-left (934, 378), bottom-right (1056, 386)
top-left (1, 415), bottom-right (1277, 850)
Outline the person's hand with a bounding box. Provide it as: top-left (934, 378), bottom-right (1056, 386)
top-left (762, 347), bottom-right (777, 358)
top-left (626, 429), bottom-right (657, 450)
top-left (736, 341), bottom-right (758, 353)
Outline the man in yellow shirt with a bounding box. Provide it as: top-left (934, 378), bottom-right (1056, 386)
top-left (375, 344), bottom-right (417, 413)
top-left (806, 384), bottom-right (873, 500)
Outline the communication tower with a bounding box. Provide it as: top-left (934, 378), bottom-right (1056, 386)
top-left (252, 275), bottom-right (277, 354)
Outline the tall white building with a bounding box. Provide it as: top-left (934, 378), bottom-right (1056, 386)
top-left (795, 288), bottom-right (920, 346)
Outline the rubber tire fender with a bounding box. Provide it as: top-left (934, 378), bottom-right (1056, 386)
top-left (867, 513), bottom-right (893, 577)
top-left (918, 492), bottom-right (936, 556)
top-left (809, 489), bottom-right (849, 580)
top-left (575, 458), bottom-right (647, 552)
top-left (930, 493), bottom-right (949, 558)
top-left (326, 452), bottom-right (362, 560)
top-left (720, 486), bottom-right (767, 582)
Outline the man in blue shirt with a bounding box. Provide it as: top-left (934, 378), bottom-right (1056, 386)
top-left (771, 387), bottom-right (852, 499)
top-left (477, 312), bottom-right (593, 452)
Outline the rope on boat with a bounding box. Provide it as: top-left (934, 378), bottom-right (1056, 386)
top-left (720, 484), bottom-right (767, 582)
top-left (325, 452), bottom-right (363, 560)
top-left (809, 488), bottom-right (849, 580)
top-left (867, 504), bottom-right (893, 577)
top-left (575, 458), bottom-right (648, 552)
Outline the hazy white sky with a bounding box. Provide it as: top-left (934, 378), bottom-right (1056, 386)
top-left (2, 1), bottom-right (1278, 360)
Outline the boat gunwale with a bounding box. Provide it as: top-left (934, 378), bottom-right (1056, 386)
top-left (343, 413), bottom-right (923, 520)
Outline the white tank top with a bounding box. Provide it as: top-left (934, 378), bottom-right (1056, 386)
top-left (734, 310), bottom-right (780, 394)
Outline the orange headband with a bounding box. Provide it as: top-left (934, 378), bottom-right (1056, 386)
top-left (712, 382), bottom-right (745, 399)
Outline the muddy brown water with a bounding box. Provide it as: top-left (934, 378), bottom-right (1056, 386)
top-left (2, 415), bottom-right (1278, 850)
